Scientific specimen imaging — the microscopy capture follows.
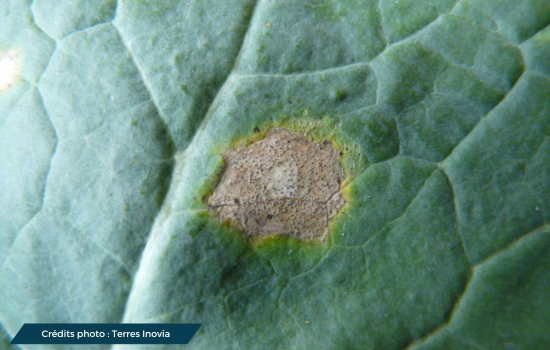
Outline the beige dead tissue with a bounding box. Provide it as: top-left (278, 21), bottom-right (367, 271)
top-left (209, 127), bottom-right (346, 241)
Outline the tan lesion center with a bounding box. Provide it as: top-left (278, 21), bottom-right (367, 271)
top-left (209, 127), bottom-right (346, 241)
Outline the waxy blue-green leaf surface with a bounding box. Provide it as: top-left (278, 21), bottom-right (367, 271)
top-left (1, 0), bottom-right (549, 349)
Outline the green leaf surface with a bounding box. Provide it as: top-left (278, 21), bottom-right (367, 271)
top-left (0, 0), bottom-right (549, 349)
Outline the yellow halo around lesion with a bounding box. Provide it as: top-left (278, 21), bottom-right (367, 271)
top-left (0, 50), bottom-right (21, 92)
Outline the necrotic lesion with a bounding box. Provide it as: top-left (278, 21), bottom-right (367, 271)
top-left (209, 127), bottom-right (345, 241)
